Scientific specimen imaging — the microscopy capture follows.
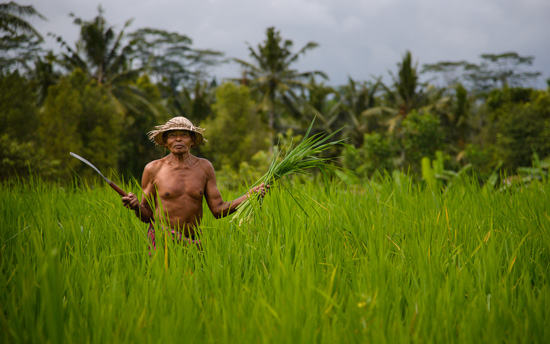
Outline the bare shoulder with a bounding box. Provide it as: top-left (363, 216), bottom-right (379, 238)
top-left (197, 157), bottom-right (216, 176)
top-left (144, 158), bottom-right (165, 174)
top-left (141, 159), bottom-right (165, 187)
top-left (197, 157), bottom-right (214, 170)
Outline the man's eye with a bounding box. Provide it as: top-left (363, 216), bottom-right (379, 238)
top-left (168, 132), bottom-right (188, 138)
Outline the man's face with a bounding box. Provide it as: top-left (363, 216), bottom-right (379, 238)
top-left (165, 130), bottom-right (194, 153)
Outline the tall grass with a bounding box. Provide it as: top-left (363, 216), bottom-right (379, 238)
top-left (1, 176), bottom-right (549, 343)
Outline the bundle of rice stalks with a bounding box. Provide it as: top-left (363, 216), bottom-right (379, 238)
top-left (232, 120), bottom-right (343, 225)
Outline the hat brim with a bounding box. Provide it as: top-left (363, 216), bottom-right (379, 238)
top-left (147, 126), bottom-right (206, 147)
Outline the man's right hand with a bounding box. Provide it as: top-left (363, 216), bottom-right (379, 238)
top-left (122, 192), bottom-right (139, 210)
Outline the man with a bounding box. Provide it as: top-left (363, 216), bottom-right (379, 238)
top-left (122, 116), bottom-right (267, 245)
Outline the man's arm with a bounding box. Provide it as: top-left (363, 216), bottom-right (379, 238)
top-left (122, 162), bottom-right (157, 223)
top-left (202, 160), bottom-right (267, 219)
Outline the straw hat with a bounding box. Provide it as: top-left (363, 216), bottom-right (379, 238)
top-left (147, 116), bottom-right (206, 147)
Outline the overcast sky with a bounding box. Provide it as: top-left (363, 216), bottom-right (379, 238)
top-left (23, 0), bottom-right (550, 88)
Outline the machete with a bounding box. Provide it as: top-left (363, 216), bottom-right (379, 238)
top-left (70, 152), bottom-right (127, 197)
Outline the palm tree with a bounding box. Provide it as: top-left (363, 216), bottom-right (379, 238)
top-left (0, 2), bottom-right (45, 73)
top-left (300, 76), bottom-right (340, 132)
top-left (379, 51), bottom-right (427, 131)
top-left (371, 51), bottom-right (453, 165)
top-left (233, 27), bottom-right (327, 142)
top-left (129, 28), bottom-right (223, 88)
top-left (30, 50), bottom-right (59, 105)
top-left (426, 82), bottom-right (472, 154)
top-left (128, 27), bottom-right (223, 119)
top-left (375, 51), bottom-right (453, 132)
top-left (336, 77), bottom-right (384, 147)
top-left (52, 6), bottom-right (152, 114)
top-left (0, 1), bottom-right (45, 39)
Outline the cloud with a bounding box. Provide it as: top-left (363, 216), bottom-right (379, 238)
top-left (23, 0), bottom-right (550, 87)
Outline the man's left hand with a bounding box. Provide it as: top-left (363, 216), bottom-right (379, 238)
top-left (248, 183), bottom-right (269, 198)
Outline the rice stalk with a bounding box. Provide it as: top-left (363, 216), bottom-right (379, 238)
top-left (232, 119), bottom-right (344, 225)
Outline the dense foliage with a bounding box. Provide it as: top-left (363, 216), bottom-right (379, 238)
top-left (1, 3), bottom-right (549, 186)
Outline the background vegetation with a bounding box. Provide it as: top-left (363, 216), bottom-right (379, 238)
top-left (1, 3), bottom-right (549, 186)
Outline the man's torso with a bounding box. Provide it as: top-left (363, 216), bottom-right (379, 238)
top-left (151, 156), bottom-right (208, 236)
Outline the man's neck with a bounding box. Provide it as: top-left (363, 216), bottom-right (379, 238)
top-left (168, 152), bottom-right (196, 165)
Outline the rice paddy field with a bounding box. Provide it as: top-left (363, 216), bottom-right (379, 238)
top-left (1, 176), bottom-right (549, 343)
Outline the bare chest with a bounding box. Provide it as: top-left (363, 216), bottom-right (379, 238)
top-left (154, 164), bottom-right (207, 201)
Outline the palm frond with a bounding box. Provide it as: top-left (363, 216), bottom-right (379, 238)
top-left (0, 2), bottom-right (45, 40)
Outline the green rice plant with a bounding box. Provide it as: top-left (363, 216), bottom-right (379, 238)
top-left (1, 174), bottom-right (549, 343)
top-left (231, 120), bottom-right (343, 225)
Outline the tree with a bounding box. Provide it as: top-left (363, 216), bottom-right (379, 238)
top-left (38, 69), bottom-right (124, 178)
top-left (78, 78), bottom-right (124, 174)
top-left (29, 50), bottom-right (60, 105)
top-left (421, 60), bottom-right (468, 89)
top-left (422, 52), bottom-right (541, 93)
top-left (492, 88), bottom-right (550, 170)
top-left (52, 6), bottom-right (153, 114)
top-left (401, 110), bottom-right (445, 172)
top-left (0, 1), bottom-right (44, 38)
top-left (233, 27), bottom-right (327, 142)
top-left (468, 52), bottom-right (541, 91)
top-left (0, 1), bottom-right (45, 73)
top-left (411, 80), bottom-right (474, 156)
top-left (299, 76), bottom-right (339, 129)
top-left (0, 71), bottom-right (37, 140)
top-left (335, 77), bottom-right (382, 147)
top-left (0, 133), bottom-right (52, 180)
top-left (129, 28), bottom-right (223, 121)
top-left (38, 71), bottom-right (84, 176)
top-left (201, 82), bottom-right (268, 170)
top-left (341, 132), bottom-right (395, 178)
top-left (0, 70), bottom-right (50, 179)
top-left (118, 74), bottom-right (171, 178)
top-left (129, 28), bottom-right (223, 90)
top-left (379, 51), bottom-right (432, 130)
top-left (443, 83), bottom-right (472, 151)
top-left (374, 51), bottom-right (447, 165)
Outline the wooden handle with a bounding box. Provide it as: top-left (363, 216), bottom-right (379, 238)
top-left (109, 181), bottom-right (127, 197)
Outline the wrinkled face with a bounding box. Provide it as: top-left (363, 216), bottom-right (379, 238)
top-left (164, 130), bottom-right (195, 153)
